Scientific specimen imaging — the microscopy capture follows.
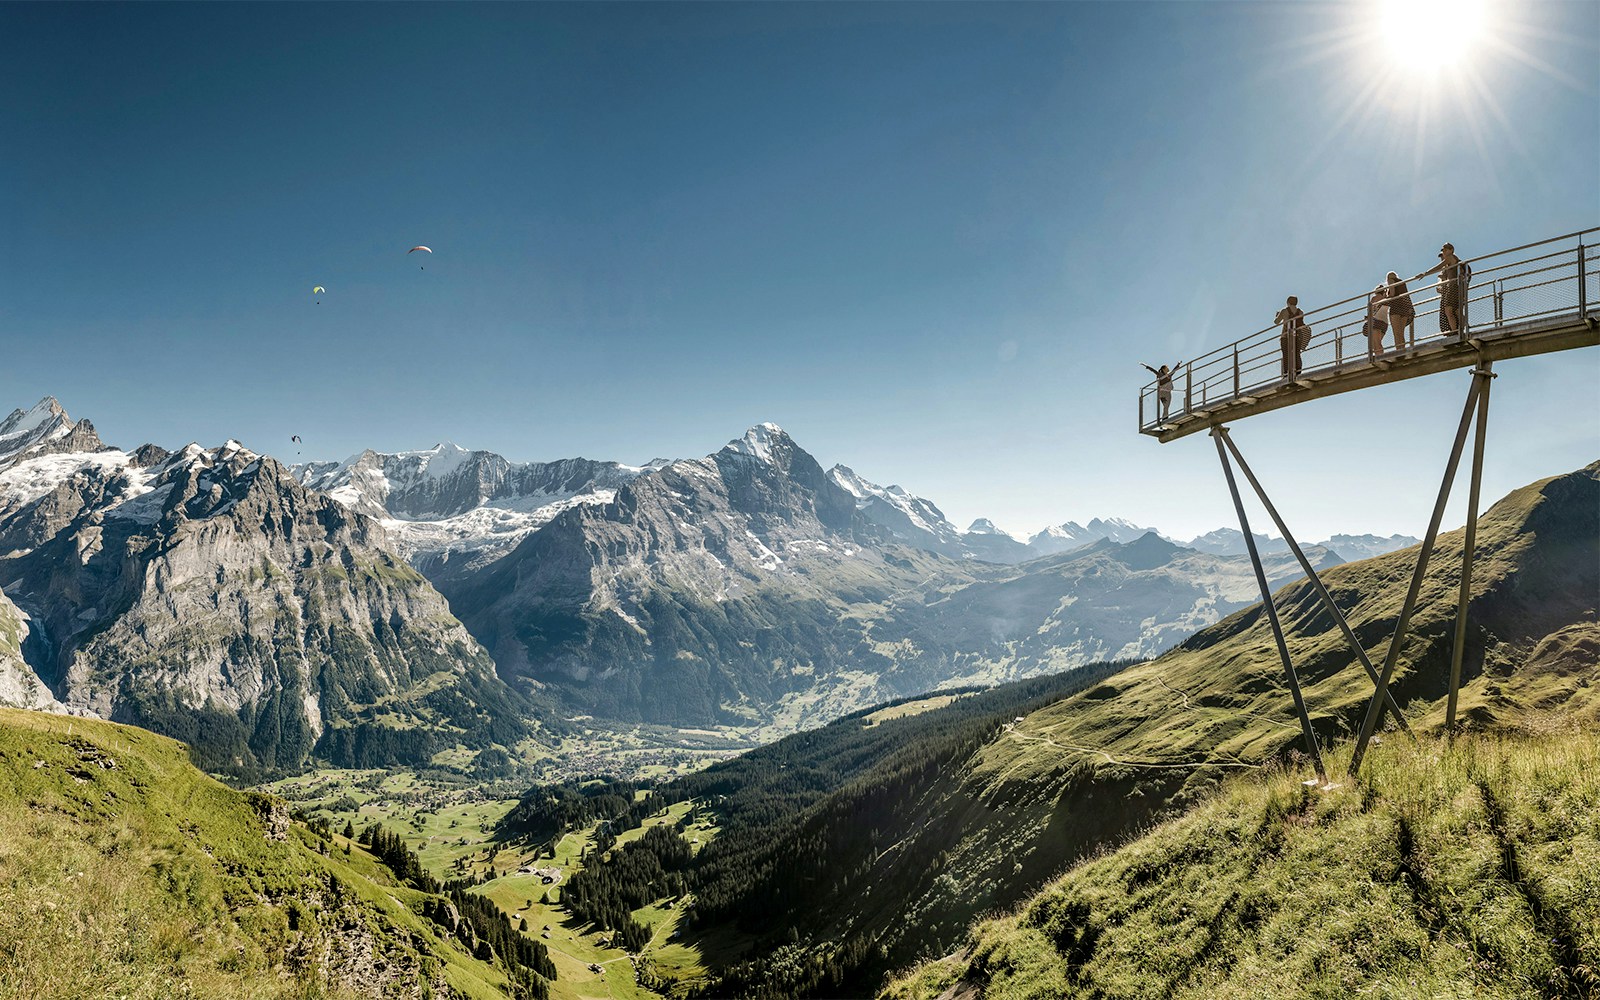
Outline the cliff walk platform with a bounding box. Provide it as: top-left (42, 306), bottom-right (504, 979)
top-left (1140, 228), bottom-right (1600, 442)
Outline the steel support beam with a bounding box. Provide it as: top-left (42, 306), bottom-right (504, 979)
top-left (1212, 427), bottom-right (1327, 781)
top-left (1447, 361), bottom-right (1496, 732)
top-left (1350, 373), bottom-right (1484, 776)
top-left (1215, 426), bottom-right (1413, 737)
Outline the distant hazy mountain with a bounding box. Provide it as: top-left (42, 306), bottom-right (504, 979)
top-left (0, 398), bottom-right (527, 776)
top-left (1321, 532), bottom-right (1423, 561)
top-left (1026, 516), bottom-right (1152, 555)
top-left (1179, 526), bottom-right (1419, 560)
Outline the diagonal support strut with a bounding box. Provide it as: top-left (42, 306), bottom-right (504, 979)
top-left (1212, 426), bottom-right (1327, 782)
top-left (1215, 426), bottom-right (1413, 737)
top-left (1350, 369), bottom-right (1488, 775)
top-left (1447, 361), bottom-right (1496, 732)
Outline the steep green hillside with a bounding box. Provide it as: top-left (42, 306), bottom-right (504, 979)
top-left (642, 463), bottom-right (1597, 996)
top-left (0, 708), bottom-right (525, 1000)
top-left (882, 730), bottom-right (1600, 999)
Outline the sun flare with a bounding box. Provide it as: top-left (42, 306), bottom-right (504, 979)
top-left (1379, 0), bottom-right (1490, 74)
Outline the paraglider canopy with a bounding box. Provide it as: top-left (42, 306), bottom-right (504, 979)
top-left (407, 246), bottom-right (432, 254)
top-left (312, 286), bottom-right (325, 294)
top-left (291, 435), bottom-right (302, 443)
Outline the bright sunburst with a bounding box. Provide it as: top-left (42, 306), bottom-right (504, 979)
top-left (1378, 0), bottom-right (1490, 74)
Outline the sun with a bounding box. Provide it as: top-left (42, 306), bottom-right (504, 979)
top-left (1378, 0), bottom-right (1490, 74)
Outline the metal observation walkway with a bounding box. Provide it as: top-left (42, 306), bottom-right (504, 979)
top-left (1140, 228), bottom-right (1600, 440)
top-left (1136, 226), bottom-right (1599, 786)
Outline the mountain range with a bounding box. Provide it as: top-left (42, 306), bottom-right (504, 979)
top-left (0, 399), bottom-right (528, 777)
top-left (0, 396), bottom-right (1416, 770)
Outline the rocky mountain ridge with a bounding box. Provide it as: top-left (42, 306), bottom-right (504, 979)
top-left (0, 400), bottom-right (528, 776)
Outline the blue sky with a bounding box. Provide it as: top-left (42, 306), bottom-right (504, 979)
top-left (2, 2), bottom-right (1595, 541)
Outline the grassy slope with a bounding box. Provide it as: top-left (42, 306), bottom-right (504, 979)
top-left (862, 465), bottom-right (1598, 998)
top-left (882, 730), bottom-right (1600, 999)
top-left (0, 708), bottom-right (511, 1000)
top-left (683, 464), bottom-right (1596, 996)
top-left (989, 463), bottom-right (1596, 778)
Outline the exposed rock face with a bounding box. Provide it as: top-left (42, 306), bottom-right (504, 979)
top-left (448, 424), bottom-right (927, 724)
top-left (0, 410), bottom-right (527, 776)
top-left (248, 791), bottom-right (292, 842)
top-left (0, 589), bottom-right (59, 711)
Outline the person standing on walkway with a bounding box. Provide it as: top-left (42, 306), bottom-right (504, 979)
top-left (1365, 284), bottom-right (1389, 362)
top-left (1274, 296), bottom-right (1307, 378)
top-left (1380, 271), bottom-right (1415, 352)
top-left (1141, 361), bottom-right (1181, 423)
top-left (1418, 242), bottom-right (1468, 337)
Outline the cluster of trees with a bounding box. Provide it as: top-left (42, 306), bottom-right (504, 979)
top-left (563, 825), bottom-right (695, 952)
top-left (361, 823), bottom-right (439, 893)
top-left (447, 889), bottom-right (557, 981)
top-left (497, 777), bottom-right (670, 843)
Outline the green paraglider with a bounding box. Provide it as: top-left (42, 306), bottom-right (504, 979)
top-left (313, 286), bottom-right (325, 304)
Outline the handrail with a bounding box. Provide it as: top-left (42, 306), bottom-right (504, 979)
top-left (1139, 227), bottom-right (1599, 431)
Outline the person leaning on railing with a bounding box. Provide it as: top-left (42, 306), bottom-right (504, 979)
top-left (1273, 295), bottom-right (1309, 378)
top-left (1379, 271), bottom-right (1415, 352)
top-left (1365, 284), bottom-right (1389, 362)
top-left (1416, 241), bottom-right (1469, 337)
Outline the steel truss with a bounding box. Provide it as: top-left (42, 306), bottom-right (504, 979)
top-left (1210, 360), bottom-right (1497, 781)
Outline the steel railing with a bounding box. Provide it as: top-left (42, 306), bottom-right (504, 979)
top-left (1139, 227), bottom-right (1600, 433)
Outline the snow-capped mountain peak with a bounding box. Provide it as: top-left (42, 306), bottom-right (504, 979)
top-left (722, 422), bottom-right (788, 464)
top-left (0, 397), bottom-right (104, 471)
top-left (965, 518), bottom-right (1014, 538)
top-left (1026, 516), bottom-right (1157, 556)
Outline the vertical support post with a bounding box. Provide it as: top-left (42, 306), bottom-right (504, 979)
top-left (1494, 278), bottom-right (1503, 327)
top-left (1212, 427), bottom-right (1327, 782)
top-left (1447, 361), bottom-right (1496, 732)
top-left (1233, 345), bottom-right (1240, 398)
top-left (1217, 427), bottom-right (1412, 736)
top-left (1139, 390), bottom-right (1145, 432)
top-left (1579, 241), bottom-right (1588, 319)
top-left (1335, 324), bottom-right (1343, 370)
top-left (1185, 365), bottom-right (1193, 416)
top-left (1351, 374), bottom-right (1483, 776)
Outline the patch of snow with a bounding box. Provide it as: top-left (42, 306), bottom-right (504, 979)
top-left (746, 530), bottom-right (783, 571)
top-left (0, 451), bottom-right (131, 508)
